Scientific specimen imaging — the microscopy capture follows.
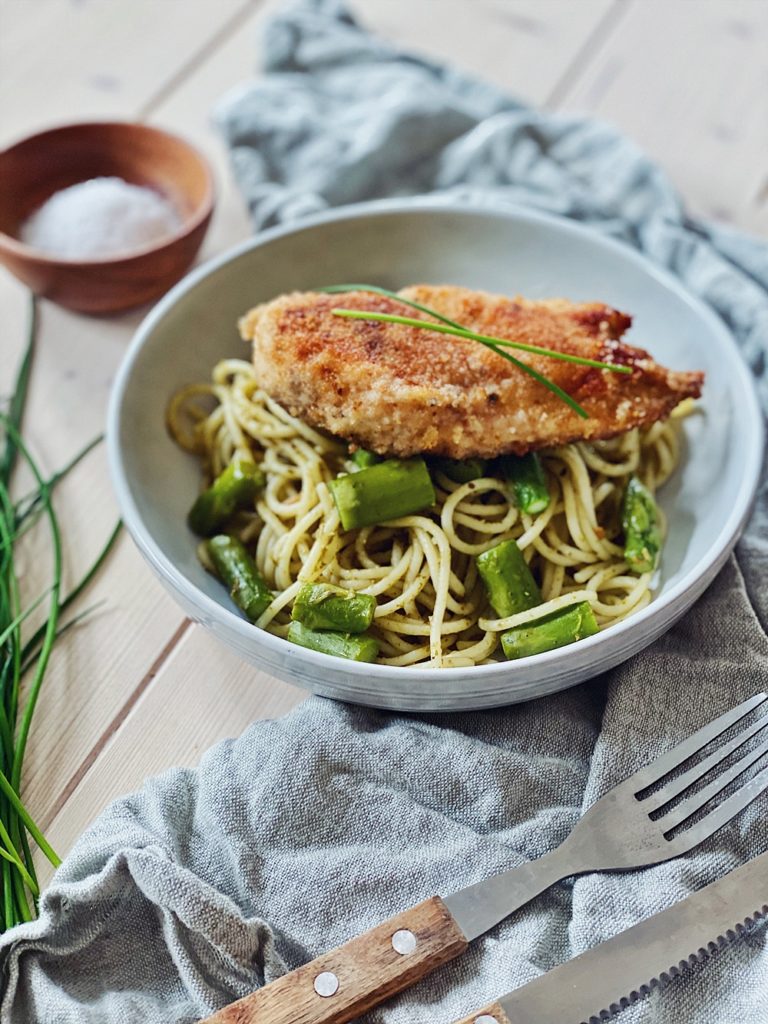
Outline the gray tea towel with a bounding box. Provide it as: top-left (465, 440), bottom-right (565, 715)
top-left (3, 1), bottom-right (768, 1021)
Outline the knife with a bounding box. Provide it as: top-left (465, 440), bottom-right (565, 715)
top-left (200, 694), bottom-right (768, 1024)
top-left (204, 849), bottom-right (768, 1024)
top-left (451, 848), bottom-right (768, 1024)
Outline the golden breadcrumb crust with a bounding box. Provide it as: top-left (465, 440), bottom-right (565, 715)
top-left (239, 285), bottom-right (704, 459)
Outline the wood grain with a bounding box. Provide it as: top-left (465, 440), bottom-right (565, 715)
top-left (144, 3), bottom-right (273, 258)
top-left (200, 897), bottom-right (467, 1024)
top-left (452, 1001), bottom-right (512, 1024)
top-left (0, 0), bottom-right (257, 148)
top-left (354, 0), bottom-right (617, 104)
top-left (560, 0), bottom-right (768, 232)
top-left (0, 2), bottom-right (270, 854)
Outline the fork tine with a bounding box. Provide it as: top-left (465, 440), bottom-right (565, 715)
top-left (642, 712), bottom-right (768, 813)
top-left (659, 732), bottom-right (768, 834)
top-left (665, 763), bottom-right (768, 853)
top-left (629, 691), bottom-right (767, 792)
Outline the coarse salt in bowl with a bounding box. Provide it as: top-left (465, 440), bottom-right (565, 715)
top-left (0, 121), bottom-right (215, 314)
top-left (20, 177), bottom-right (182, 260)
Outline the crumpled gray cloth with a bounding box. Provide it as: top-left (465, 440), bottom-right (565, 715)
top-left (3, 1), bottom-right (768, 1021)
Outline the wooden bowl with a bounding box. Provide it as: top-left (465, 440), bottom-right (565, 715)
top-left (0, 121), bottom-right (215, 314)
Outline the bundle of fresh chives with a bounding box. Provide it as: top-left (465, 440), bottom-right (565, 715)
top-left (0, 297), bottom-right (120, 931)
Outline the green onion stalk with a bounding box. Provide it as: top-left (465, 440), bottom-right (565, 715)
top-left (0, 297), bottom-right (120, 932)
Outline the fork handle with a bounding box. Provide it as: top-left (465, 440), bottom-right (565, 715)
top-left (199, 896), bottom-right (468, 1024)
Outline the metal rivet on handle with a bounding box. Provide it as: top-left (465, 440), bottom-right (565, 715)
top-left (313, 972), bottom-right (339, 997)
top-left (475, 1016), bottom-right (498, 1024)
top-left (391, 929), bottom-right (417, 955)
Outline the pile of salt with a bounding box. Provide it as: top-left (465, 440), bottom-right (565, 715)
top-left (20, 177), bottom-right (181, 260)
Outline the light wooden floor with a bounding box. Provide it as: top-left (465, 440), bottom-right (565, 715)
top-left (1, 0), bottom-right (767, 885)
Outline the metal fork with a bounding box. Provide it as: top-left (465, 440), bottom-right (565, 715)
top-left (201, 692), bottom-right (768, 1024)
top-left (447, 690), bottom-right (768, 939)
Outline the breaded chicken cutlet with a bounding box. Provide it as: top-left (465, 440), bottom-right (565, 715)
top-left (239, 285), bottom-right (704, 459)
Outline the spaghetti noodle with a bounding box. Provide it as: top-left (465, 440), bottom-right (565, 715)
top-left (168, 358), bottom-right (683, 668)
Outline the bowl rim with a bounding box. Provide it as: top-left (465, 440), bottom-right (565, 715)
top-left (0, 119), bottom-right (216, 266)
top-left (107, 196), bottom-right (764, 684)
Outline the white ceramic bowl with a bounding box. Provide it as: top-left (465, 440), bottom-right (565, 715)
top-left (107, 200), bottom-right (763, 711)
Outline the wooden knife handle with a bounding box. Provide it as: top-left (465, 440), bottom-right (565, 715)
top-left (200, 895), bottom-right (468, 1024)
top-left (452, 1002), bottom-right (512, 1024)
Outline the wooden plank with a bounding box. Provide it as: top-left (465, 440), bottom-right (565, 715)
top-left (39, 625), bottom-right (304, 885)
top-left (32, 0), bottom-right (628, 859)
top-left (25, 0), bottom-right (302, 849)
top-left (143, 3), bottom-right (274, 257)
top-left (0, 2), bottom-right (268, 832)
top-left (559, 0), bottom-right (768, 234)
top-left (147, 0), bottom-right (616, 257)
top-left (23, 1), bottom-right (286, 832)
top-left (353, 0), bottom-right (617, 105)
top-left (0, 0), bottom-right (257, 147)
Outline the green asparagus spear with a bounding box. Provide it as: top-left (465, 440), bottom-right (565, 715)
top-left (287, 621), bottom-right (379, 662)
top-left (292, 583), bottom-right (376, 633)
top-left (351, 447), bottom-right (382, 469)
top-left (501, 600), bottom-right (599, 660)
top-left (431, 456), bottom-right (488, 483)
top-left (500, 452), bottom-right (550, 514)
top-left (622, 476), bottom-right (661, 574)
top-left (329, 458), bottom-right (436, 530)
top-left (188, 459), bottom-right (265, 536)
top-left (477, 539), bottom-right (542, 617)
top-left (206, 535), bottom-right (273, 621)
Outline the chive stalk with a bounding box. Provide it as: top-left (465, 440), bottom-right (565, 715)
top-left (0, 298), bottom-right (118, 931)
top-left (331, 308), bottom-right (632, 375)
top-left (319, 283), bottom-right (632, 422)
top-left (0, 296), bottom-right (36, 485)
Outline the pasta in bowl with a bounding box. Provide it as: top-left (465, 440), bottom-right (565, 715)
top-left (108, 201), bottom-right (761, 709)
top-left (167, 281), bottom-right (701, 669)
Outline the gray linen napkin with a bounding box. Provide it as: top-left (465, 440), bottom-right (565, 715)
top-left (3, 1), bottom-right (768, 1021)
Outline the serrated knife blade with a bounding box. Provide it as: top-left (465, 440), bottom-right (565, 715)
top-left (469, 849), bottom-right (768, 1024)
